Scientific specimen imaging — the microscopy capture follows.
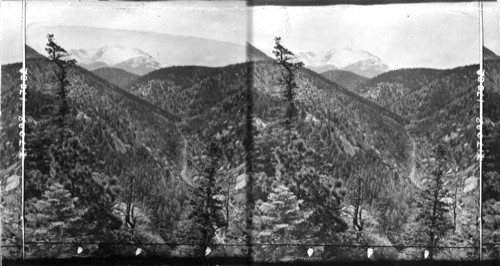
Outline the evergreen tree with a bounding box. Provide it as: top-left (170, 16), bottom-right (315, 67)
top-left (273, 37), bottom-right (304, 133)
top-left (417, 144), bottom-right (453, 259)
top-left (351, 168), bottom-right (366, 231)
top-left (24, 35), bottom-right (122, 256)
top-left (274, 131), bottom-right (347, 237)
top-left (186, 142), bottom-right (227, 256)
top-left (25, 182), bottom-right (85, 257)
top-left (45, 34), bottom-right (76, 139)
top-left (253, 185), bottom-right (306, 261)
top-left (252, 38), bottom-right (348, 248)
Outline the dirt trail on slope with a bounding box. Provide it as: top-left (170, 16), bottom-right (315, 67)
top-left (180, 136), bottom-right (193, 186)
top-left (408, 137), bottom-right (423, 190)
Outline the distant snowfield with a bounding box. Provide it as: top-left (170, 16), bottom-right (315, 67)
top-left (71, 46), bottom-right (151, 66)
top-left (298, 48), bottom-right (383, 69)
top-left (27, 25), bottom-right (248, 70)
top-left (68, 45), bottom-right (162, 75)
top-left (297, 48), bottom-right (390, 78)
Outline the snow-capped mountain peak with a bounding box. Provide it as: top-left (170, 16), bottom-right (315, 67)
top-left (69, 45), bottom-right (161, 75)
top-left (297, 48), bottom-right (390, 78)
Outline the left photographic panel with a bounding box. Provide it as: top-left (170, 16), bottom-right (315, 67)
top-left (1, 0), bottom-right (24, 260)
top-left (3, 0), bottom-right (250, 260)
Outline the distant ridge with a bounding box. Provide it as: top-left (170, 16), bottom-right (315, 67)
top-left (25, 45), bottom-right (181, 123)
top-left (484, 47), bottom-right (499, 61)
top-left (28, 25), bottom-right (249, 70)
top-left (321, 69), bottom-right (368, 93)
top-left (247, 42), bottom-right (273, 62)
top-left (92, 67), bottom-right (139, 89)
top-left (304, 67), bottom-right (410, 125)
top-left (26, 45), bottom-right (48, 60)
top-left (69, 45), bottom-right (161, 75)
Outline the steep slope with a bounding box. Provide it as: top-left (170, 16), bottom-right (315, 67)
top-left (1, 63), bottom-right (24, 254)
top-left (358, 62), bottom-right (495, 178)
top-left (23, 50), bottom-right (183, 178)
top-left (126, 65), bottom-right (219, 114)
top-left (126, 60), bottom-right (413, 194)
top-left (247, 42), bottom-right (273, 62)
top-left (321, 70), bottom-right (368, 93)
top-left (359, 62), bottom-right (499, 160)
top-left (125, 54), bottom-right (485, 257)
top-left (356, 60), bottom-right (500, 249)
top-left (122, 58), bottom-right (423, 258)
top-left (1, 48), bottom-right (188, 258)
top-left (484, 46), bottom-right (499, 61)
top-left (360, 67), bottom-right (459, 119)
top-left (26, 45), bottom-right (46, 60)
top-left (483, 55), bottom-right (500, 260)
top-left (4, 42), bottom-right (485, 259)
top-left (92, 67), bottom-right (139, 89)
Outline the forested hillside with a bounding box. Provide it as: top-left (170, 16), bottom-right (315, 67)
top-left (124, 38), bottom-right (483, 260)
top-left (320, 70), bottom-right (368, 93)
top-left (355, 55), bottom-right (500, 260)
top-left (2, 45), bottom-right (186, 258)
top-left (0, 38), bottom-right (486, 261)
top-left (92, 67), bottom-right (139, 89)
top-left (482, 57), bottom-right (500, 260)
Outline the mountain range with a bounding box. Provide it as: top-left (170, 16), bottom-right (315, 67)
top-left (70, 46), bottom-right (162, 75)
top-left (27, 25), bottom-right (250, 76)
top-left (297, 48), bottom-right (390, 78)
top-left (2, 45), bottom-right (412, 257)
top-left (67, 42), bottom-right (268, 77)
top-left (1, 42), bottom-right (489, 260)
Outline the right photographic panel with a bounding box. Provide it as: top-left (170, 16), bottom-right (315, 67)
top-left (247, 0), bottom-right (499, 261)
top-left (483, 0), bottom-right (500, 261)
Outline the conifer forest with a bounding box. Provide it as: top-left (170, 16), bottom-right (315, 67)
top-left (1, 1), bottom-right (499, 263)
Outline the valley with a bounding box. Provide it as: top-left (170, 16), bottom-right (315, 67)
top-left (1, 40), bottom-right (495, 261)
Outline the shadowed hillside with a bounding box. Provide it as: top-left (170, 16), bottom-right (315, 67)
top-left (92, 67), bottom-right (139, 89)
top-left (1, 42), bottom-right (486, 261)
top-left (1, 47), bottom-right (187, 259)
top-left (321, 69), bottom-right (368, 93)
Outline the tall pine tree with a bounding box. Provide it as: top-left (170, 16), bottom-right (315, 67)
top-left (185, 142), bottom-right (227, 256)
top-left (251, 38), bottom-right (348, 253)
top-left (45, 34), bottom-right (76, 141)
top-left (273, 37), bottom-right (304, 134)
top-left (417, 144), bottom-right (453, 259)
top-left (24, 35), bottom-right (122, 257)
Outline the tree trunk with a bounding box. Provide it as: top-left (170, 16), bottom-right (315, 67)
top-left (453, 184), bottom-right (458, 232)
top-left (429, 174), bottom-right (440, 260)
top-left (125, 178), bottom-right (135, 228)
top-left (353, 178), bottom-right (363, 231)
top-left (225, 176), bottom-right (231, 235)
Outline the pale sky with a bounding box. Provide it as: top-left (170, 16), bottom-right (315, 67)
top-left (1, 1), bottom-right (499, 69)
top-left (1, 1), bottom-right (249, 64)
top-left (251, 2), bottom-right (500, 69)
